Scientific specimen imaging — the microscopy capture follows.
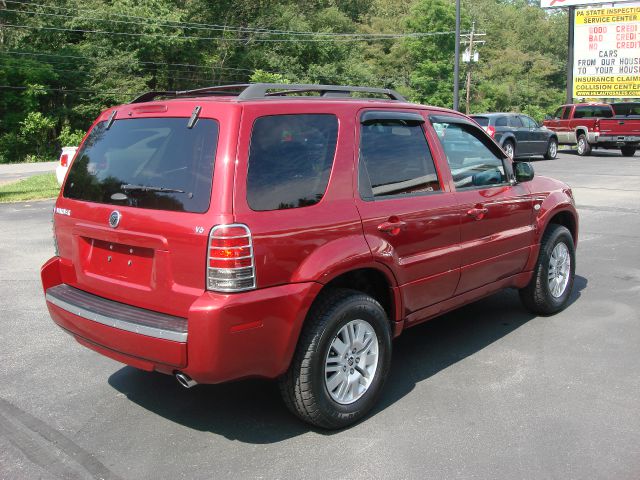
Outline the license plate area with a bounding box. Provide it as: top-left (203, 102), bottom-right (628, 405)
top-left (81, 237), bottom-right (154, 285)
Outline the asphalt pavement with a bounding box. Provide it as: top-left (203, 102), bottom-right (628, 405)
top-left (0, 149), bottom-right (638, 479)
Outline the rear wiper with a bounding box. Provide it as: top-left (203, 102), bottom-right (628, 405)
top-left (121, 184), bottom-right (185, 193)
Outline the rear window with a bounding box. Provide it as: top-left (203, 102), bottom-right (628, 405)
top-left (613, 103), bottom-right (640, 116)
top-left (63, 117), bottom-right (218, 213)
top-left (472, 116), bottom-right (489, 127)
top-left (574, 106), bottom-right (613, 118)
top-left (246, 114), bottom-right (338, 211)
top-left (359, 119), bottom-right (440, 199)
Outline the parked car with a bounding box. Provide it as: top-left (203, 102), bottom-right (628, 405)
top-left (56, 146), bottom-right (78, 185)
top-left (41, 83), bottom-right (578, 429)
top-left (470, 113), bottom-right (558, 160)
top-left (543, 103), bottom-right (640, 157)
top-left (611, 102), bottom-right (640, 117)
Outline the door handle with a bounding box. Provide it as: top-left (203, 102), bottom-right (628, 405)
top-left (377, 218), bottom-right (406, 235)
top-left (467, 206), bottom-right (488, 220)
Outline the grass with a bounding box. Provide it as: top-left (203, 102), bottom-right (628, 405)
top-left (0, 173), bottom-right (59, 203)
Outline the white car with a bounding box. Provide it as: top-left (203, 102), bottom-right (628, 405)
top-left (56, 146), bottom-right (78, 186)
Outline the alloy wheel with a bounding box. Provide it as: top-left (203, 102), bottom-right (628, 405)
top-left (548, 242), bottom-right (571, 298)
top-left (324, 319), bottom-right (379, 405)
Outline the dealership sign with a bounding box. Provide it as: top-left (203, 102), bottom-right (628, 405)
top-left (573, 4), bottom-right (640, 97)
top-left (542, 0), bottom-right (639, 8)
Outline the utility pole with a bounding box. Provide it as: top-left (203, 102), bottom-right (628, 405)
top-left (0, 1), bottom-right (6, 45)
top-left (566, 6), bottom-right (575, 104)
top-left (461, 22), bottom-right (486, 115)
top-left (453, 0), bottom-right (461, 111)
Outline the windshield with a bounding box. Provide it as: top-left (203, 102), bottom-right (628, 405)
top-left (63, 117), bottom-right (218, 213)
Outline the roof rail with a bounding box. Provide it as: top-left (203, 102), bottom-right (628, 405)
top-left (129, 84), bottom-right (251, 104)
top-left (237, 83), bottom-right (407, 101)
top-left (130, 83), bottom-right (406, 104)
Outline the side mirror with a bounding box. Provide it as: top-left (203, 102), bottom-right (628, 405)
top-left (514, 161), bottom-right (534, 182)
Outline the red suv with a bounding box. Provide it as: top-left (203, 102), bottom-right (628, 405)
top-left (42, 83), bottom-right (578, 429)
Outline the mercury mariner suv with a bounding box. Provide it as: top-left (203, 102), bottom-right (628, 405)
top-left (42, 83), bottom-right (578, 429)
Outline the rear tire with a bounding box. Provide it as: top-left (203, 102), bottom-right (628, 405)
top-left (576, 134), bottom-right (591, 156)
top-left (544, 138), bottom-right (558, 160)
top-left (620, 146), bottom-right (636, 157)
top-left (503, 140), bottom-right (515, 159)
top-left (519, 224), bottom-right (575, 315)
top-left (279, 289), bottom-right (392, 429)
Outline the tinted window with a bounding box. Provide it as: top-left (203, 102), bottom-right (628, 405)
top-left (593, 106), bottom-right (613, 118)
top-left (574, 106), bottom-right (613, 118)
top-left (495, 116), bottom-right (508, 127)
top-left (574, 106), bottom-right (588, 118)
top-left (553, 107), bottom-right (563, 119)
top-left (521, 116), bottom-right (538, 129)
top-left (472, 116), bottom-right (489, 127)
top-left (359, 119), bottom-right (440, 199)
top-left (246, 114), bottom-right (337, 211)
top-left (561, 107), bottom-right (571, 119)
top-left (432, 121), bottom-right (507, 189)
top-left (613, 103), bottom-right (640, 115)
top-left (63, 118), bottom-right (218, 213)
top-left (508, 116), bottom-right (523, 128)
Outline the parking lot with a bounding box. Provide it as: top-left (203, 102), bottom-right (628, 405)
top-left (0, 149), bottom-right (638, 479)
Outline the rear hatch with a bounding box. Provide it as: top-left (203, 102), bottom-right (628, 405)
top-left (54, 113), bottom-right (220, 317)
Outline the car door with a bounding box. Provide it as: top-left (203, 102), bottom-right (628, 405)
top-left (545, 106), bottom-right (563, 135)
top-left (508, 115), bottom-right (530, 155)
top-left (521, 115), bottom-right (547, 155)
top-left (354, 109), bottom-right (461, 317)
top-left (428, 115), bottom-right (535, 295)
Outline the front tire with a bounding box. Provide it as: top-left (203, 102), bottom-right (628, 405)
top-left (519, 224), bottom-right (575, 315)
top-left (279, 289), bottom-right (392, 429)
top-left (576, 134), bottom-right (591, 156)
top-left (620, 146), bottom-right (636, 157)
top-left (544, 138), bottom-right (558, 160)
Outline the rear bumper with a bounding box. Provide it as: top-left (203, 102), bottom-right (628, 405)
top-left (594, 135), bottom-right (639, 147)
top-left (41, 256), bottom-right (322, 383)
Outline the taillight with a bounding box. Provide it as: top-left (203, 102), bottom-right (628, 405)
top-left (207, 224), bottom-right (256, 292)
top-left (52, 207), bottom-right (59, 256)
top-left (60, 154), bottom-right (69, 167)
top-left (593, 119), bottom-right (600, 132)
top-left (486, 126), bottom-right (496, 138)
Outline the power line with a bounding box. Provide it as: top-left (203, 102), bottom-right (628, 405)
top-left (0, 83), bottom-right (256, 96)
top-left (2, 0), bottom-right (455, 39)
top-left (1, 50), bottom-right (268, 74)
top-left (0, 84), bottom-right (137, 96)
top-left (0, 53), bottom-right (251, 82)
top-left (0, 20), bottom-right (457, 43)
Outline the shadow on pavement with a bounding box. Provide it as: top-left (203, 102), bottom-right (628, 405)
top-left (556, 148), bottom-right (624, 158)
top-left (108, 275), bottom-right (587, 443)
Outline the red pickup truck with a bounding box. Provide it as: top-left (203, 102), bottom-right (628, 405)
top-left (543, 103), bottom-right (640, 157)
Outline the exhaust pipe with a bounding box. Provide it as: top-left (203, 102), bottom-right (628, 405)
top-left (175, 372), bottom-right (197, 389)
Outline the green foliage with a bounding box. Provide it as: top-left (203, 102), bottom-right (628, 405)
top-left (250, 70), bottom-right (291, 84)
top-left (0, 0), bottom-right (569, 162)
top-left (19, 112), bottom-right (56, 161)
top-left (58, 125), bottom-right (86, 147)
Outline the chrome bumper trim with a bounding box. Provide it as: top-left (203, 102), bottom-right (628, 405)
top-left (46, 284), bottom-right (187, 342)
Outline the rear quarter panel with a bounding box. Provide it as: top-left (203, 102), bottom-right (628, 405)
top-left (231, 101), bottom-right (368, 289)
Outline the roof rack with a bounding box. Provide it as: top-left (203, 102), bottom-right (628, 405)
top-left (129, 83), bottom-right (406, 104)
